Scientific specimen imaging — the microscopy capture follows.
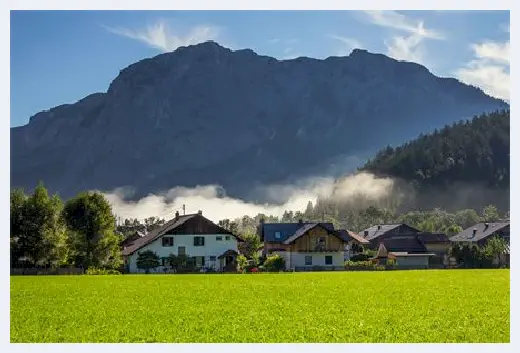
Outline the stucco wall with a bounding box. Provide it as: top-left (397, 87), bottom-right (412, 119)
top-left (127, 233), bottom-right (238, 273)
top-left (395, 256), bottom-right (430, 269)
top-left (272, 251), bottom-right (344, 269)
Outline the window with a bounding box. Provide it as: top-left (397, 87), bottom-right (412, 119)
top-left (195, 256), bottom-right (205, 267)
top-left (274, 231), bottom-right (281, 239)
top-left (225, 235), bottom-right (231, 241)
top-left (216, 236), bottom-right (223, 241)
top-left (209, 256), bottom-right (216, 261)
top-left (162, 236), bottom-right (174, 247)
top-left (305, 255), bottom-right (312, 266)
top-left (161, 258), bottom-right (166, 266)
top-left (178, 246), bottom-right (186, 256)
top-left (325, 255), bottom-right (333, 265)
top-left (194, 236), bottom-right (205, 246)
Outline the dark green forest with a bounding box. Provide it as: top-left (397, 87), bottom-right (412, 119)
top-left (361, 109), bottom-right (510, 211)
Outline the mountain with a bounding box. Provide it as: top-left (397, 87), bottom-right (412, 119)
top-left (11, 41), bottom-right (508, 202)
top-left (362, 109), bottom-right (510, 211)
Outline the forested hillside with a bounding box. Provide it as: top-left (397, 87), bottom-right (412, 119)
top-left (362, 109), bottom-right (510, 211)
top-left (363, 109), bottom-right (509, 188)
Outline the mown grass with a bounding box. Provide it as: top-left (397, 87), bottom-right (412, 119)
top-left (10, 270), bottom-right (509, 343)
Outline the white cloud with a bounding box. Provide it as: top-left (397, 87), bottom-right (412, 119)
top-left (360, 11), bottom-right (443, 66)
top-left (455, 38), bottom-right (510, 101)
top-left (384, 33), bottom-right (426, 65)
top-left (104, 173), bottom-right (395, 223)
top-left (328, 34), bottom-right (362, 56)
top-left (362, 10), bottom-right (444, 40)
top-left (103, 21), bottom-right (221, 52)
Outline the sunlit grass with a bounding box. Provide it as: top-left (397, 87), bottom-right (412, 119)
top-left (10, 270), bottom-right (509, 343)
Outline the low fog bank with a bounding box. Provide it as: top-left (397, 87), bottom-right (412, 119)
top-left (104, 172), bottom-right (396, 223)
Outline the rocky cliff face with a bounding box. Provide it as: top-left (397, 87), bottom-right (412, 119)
top-left (11, 41), bottom-right (508, 201)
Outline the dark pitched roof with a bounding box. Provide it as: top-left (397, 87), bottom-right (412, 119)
top-left (416, 232), bottom-right (450, 244)
top-left (361, 224), bottom-right (419, 241)
top-left (450, 222), bottom-right (510, 243)
top-left (282, 223), bottom-right (347, 245)
top-left (121, 230), bottom-right (146, 248)
top-left (381, 237), bottom-right (427, 253)
top-left (334, 230), bottom-right (370, 244)
top-left (218, 249), bottom-right (239, 259)
top-left (122, 213), bottom-right (238, 256)
top-left (261, 222), bottom-right (334, 243)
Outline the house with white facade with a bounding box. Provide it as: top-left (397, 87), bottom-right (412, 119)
top-left (258, 219), bottom-right (369, 270)
top-left (122, 211), bottom-right (242, 273)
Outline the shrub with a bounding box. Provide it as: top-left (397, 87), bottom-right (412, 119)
top-left (344, 260), bottom-right (384, 271)
top-left (263, 254), bottom-right (285, 272)
top-left (85, 267), bottom-right (121, 275)
top-left (350, 254), bottom-right (371, 262)
top-left (237, 255), bottom-right (248, 273)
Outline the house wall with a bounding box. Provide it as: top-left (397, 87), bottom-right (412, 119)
top-left (127, 233), bottom-right (238, 273)
top-left (395, 256), bottom-right (430, 269)
top-left (292, 227), bottom-right (344, 252)
top-left (272, 251), bottom-right (344, 269)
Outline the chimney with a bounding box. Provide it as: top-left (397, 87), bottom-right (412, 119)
top-left (198, 210), bottom-right (203, 215)
top-left (377, 225), bottom-right (381, 230)
top-left (298, 219), bottom-right (303, 225)
top-left (472, 228), bottom-right (477, 237)
top-left (364, 230), bottom-right (369, 237)
top-left (484, 223), bottom-right (489, 229)
top-left (175, 211), bottom-right (180, 219)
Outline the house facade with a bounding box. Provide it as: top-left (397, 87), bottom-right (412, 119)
top-left (258, 220), bottom-right (368, 270)
top-left (122, 211), bottom-right (242, 273)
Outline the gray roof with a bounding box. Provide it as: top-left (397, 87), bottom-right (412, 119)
top-left (416, 232), bottom-right (450, 244)
top-left (450, 222), bottom-right (510, 243)
top-left (261, 222), bottom-right (334, 243)
top-left (361, 224), bottom-right (419, 241)
top-left (334, 230), bottom-right (370, 244)
top-left (382, 237), bottom-right (427, 253)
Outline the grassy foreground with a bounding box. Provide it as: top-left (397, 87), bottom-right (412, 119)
top-left (10, 270), bottom-right (509, 343)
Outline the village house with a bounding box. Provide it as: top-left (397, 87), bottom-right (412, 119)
top-left (450, 221), bottom-right (510, 266)
top-left (361, 223), bottom-right (450, 267)
top-left (258, 219), bottom-right (369, 270)
top-left (122, 211), bottom-right (243, 273)
top-left (373, 242), bottom-right (435, 269)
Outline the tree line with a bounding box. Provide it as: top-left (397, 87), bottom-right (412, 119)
top-left (10, 183), bottom-right (121, 270)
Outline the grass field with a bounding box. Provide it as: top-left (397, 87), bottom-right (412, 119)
top-left (10, 270), bottom-right (509, 343)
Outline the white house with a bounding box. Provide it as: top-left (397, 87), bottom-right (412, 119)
top-left (122, 211), bottom-right (242, 273)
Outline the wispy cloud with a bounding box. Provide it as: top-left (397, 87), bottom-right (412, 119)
top-left (360, 11), bottom-right (443, 66)
top-left (103, 21), bottom-right (221, 52)
top-left (455, 36), bottom-right (510, 101)
top-left (328, 34), bottom-right (362, 56)
top-left (362, 10), bottom-right (444, 40)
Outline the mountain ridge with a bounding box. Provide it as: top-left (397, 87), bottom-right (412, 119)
top-left (11, 41), bottom-right (509, 202)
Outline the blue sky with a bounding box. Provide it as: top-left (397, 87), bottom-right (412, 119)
top-left (10, 10), bottom-right (510, 127)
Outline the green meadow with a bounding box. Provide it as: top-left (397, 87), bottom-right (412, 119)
top-left (10, 270), bottom-right (509, 343)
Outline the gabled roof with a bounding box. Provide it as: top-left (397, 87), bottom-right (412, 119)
top-left (382, 237), bottom-right (427, 253)
top-left (334, 230), bottom-right (370, 244)
top-left (416, 232), bottom-right (450, 244)
top-left (122, 213), bottom-right (238, 256)
top-left (282, 223), bottom-right (343, 245)
top-left (261, 222), bottom-right (334, 243)
top-left (361, 223), bottom-right (420, 241)
top-left (450, 222), bottom-right (510, 243)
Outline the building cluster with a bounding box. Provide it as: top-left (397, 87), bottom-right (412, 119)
top-left (121, 210), bottom-right (510, 273)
